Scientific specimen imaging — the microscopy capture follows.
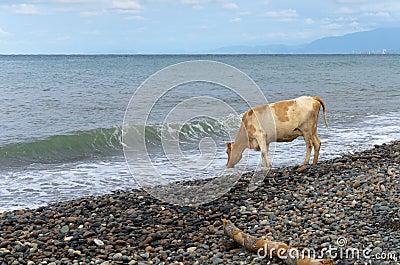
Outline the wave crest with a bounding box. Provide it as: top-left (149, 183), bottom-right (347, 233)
top-left (0, 114), bottom-right (241, 168)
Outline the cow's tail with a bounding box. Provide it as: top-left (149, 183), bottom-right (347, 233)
top-left (311, 96), bottom-right (328, 127)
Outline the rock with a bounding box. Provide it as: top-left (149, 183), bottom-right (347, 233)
top-left (113, 253), bottom-right (123, 261)
top-left (83, 231), bottom-right (96, 238)
top-left (64, 236), bottom-right (74, 242)
top-left (60, 225), bottom-right (69, 234)
top-left (94, 239), bottom-right (105, 247)
top-left (140, 252), bottom-right (149, 259)
top-left (197, 244), bottom-right (210, 250)
top-left (161, 218), bottom-right (173, 225)
top-left (212, 257), bottom-right (224, 264)
top-left (114, 240), bottom-right (127, 246)
top-left (68, 217), bottom-right (79, 223)
top-left (187, 247), bottom-right (196, 253)
top-left (311, 224), bottom-right (321, 230)
top-left (379, 206), bottom-right (390, 211)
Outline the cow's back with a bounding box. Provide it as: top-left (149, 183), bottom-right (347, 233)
top-left (248, 96), bottom-right (317, 142)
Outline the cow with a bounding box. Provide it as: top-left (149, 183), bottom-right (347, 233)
top-left (225, 96), bottom-right (328, 171)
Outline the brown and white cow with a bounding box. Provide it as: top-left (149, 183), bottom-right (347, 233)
top-left (225, 96), bottom-right (328, 170)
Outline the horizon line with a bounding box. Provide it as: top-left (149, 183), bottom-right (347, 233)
top-left (1, 52), bottom-right (399, 56)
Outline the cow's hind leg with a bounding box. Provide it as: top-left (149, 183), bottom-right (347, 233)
top-left (257, 136), bottom-right (271, 168)
top-left (312, 134), bottom-right (321, 165)
top-left (296, 135), bottom-right (313, 173)
top-left (303, 133), bottom-right (313, 166)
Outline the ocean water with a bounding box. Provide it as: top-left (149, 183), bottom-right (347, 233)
top-left (1, 55), bottom-right (399, 211)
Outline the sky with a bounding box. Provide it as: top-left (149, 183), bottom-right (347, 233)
top-left (1, 0), bottom-right (400, 54)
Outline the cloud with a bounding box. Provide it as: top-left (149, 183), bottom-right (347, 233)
top-left (338, 1), bottom-right (400, 14)
top-left (180, 0), bottom-right (210, 5)
top-left (28, 29), bottom-right (49, 36)
top-left (131, 27), bottom-right (146, 33)
top-left (336, 0), bottom-right (365, 3)
top-left (238, 11), bottom-right (251, 16)
top-left (112, 0), bottom-right (142, 14)
top-left (320, 19), bottom-right (363, 31)
top-left (322, 23), bottom-right (343, 30)
top-left (265, 9), bottom-right (298, 18)
top-left (54, 35), bottom-right (72, 42)
top-left (305, 18), bottom-right (315, 25)
top-left (43, 0), bottom-right (103, 3)
top-left (263, 9), bottom-right (298, 22)
top-left (0, 27), bottom-right (10, 36)
top-left (229, 17), bottom-right (241, 23)
top-left (80, 10), bottom-right (107, 16)
top-left (242, 30), bottom-right (312, 41)
top-left (364, 11), bottom-right (391, 17)
top-left (181, 0), bottom-right (201, 4)
top-left (339, 7), bottom-right (354, 14)
top-left (113, 1), bottom-right (142, 9)
top-left (242, 32), bottom-right (273, 40)
top-left (360, 2), bottom-right (400, 12)
top-left (12, 4), bottom-right (43, 15)
top-left (125, 15), bottom-right (145, 20)
top-left (80, 30), bottom-right (101, 35)
top-left (222, 3), bottom-right (239, 10)
top-left (179, 0), bottom-right (208, 9)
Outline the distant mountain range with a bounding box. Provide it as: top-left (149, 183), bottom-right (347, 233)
top-left (209, 28), bottom-right (400, 54)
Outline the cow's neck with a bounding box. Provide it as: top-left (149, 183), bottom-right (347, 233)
top-left (230, 125), bottom-right (248, 165)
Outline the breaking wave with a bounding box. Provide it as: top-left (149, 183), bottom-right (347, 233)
top-left (0, 115), bottom-right (241, 168)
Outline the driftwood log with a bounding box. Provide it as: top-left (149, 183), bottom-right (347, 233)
top-left (222, 219), bottom-right (334, 265)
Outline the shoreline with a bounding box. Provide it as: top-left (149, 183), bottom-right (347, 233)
top-left (0, 141), bottom-right (399, 264)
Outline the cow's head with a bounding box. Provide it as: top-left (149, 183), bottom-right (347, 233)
top-left (225, 141), bottom-right (235, 168)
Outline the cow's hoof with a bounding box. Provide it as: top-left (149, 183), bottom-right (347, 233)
top-left (296, 165), bottom-right (307, 173)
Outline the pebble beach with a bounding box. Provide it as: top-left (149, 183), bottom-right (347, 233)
top-left (0, 141), bottom-right (399, 265)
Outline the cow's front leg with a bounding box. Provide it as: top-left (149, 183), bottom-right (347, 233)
top-left (260, 141), bottom-right (271, 168)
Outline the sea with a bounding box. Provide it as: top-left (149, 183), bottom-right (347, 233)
top-left (1, 54), bottom-right (399, 211)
